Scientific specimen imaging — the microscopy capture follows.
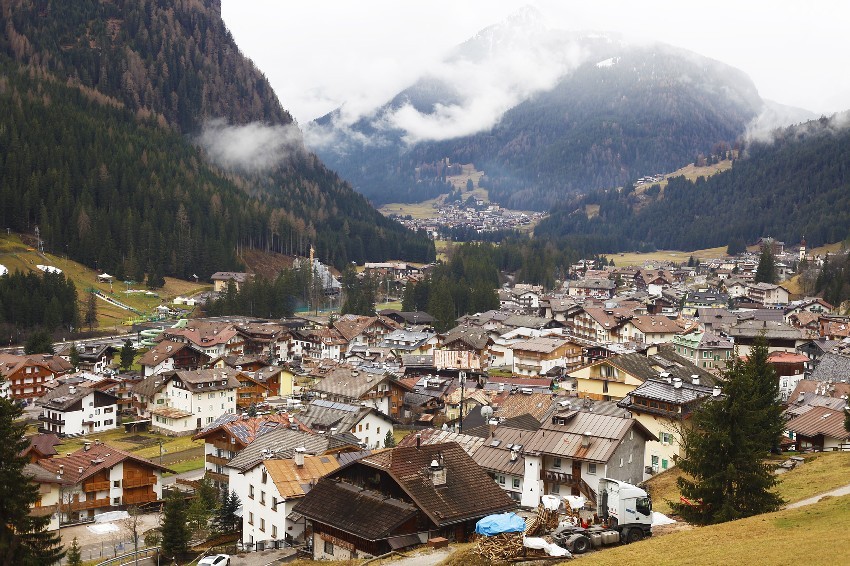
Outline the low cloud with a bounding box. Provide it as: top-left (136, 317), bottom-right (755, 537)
top-left (197, 119), bottom-right (304, 170)
top-left (745, 103), bottom-right (846, 145)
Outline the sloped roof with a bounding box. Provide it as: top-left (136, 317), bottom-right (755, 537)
top-left (594, 344), bottom-right (716, 386)
top-left (193, 412), bottom-right (300, 443)
top-left (161, 321), bottom-right (238, 348)
top-left (36, 443), bottom-right (171, 483)
top-left (264, 454), bottom-right (340, 499)
top-left (628, 316), bottom-right (681, 334)
top-left (310, 365), bottom-right (390, 399)
top-left (440, 328), bottom-right (492, 351)
top-left (493, 392), bottom-right (554, 422)
top-left (295, 399), bottom-right (385, 433)
top-left (471, 426), bottom-right (533, 476)
top-left (784, 406), bottom-right (850, 440)
top-left (22, 433), bottom-right (61, 458)
top-left (729, 319), bottom-right (806, 340)
top-left (333, 315), bottom-right (380, 342)
top-left (37, 382), bottom-right (117, 411)
top-left (291, 479), bottom-right (419, 540)
top-left (396, 429), bottom-right (486, 456)
top-left (227, 428), bottom-right (342, 472)
top-left (138, 340), bottom-right (193, 367)
top-left (501, 315), bottom-right (554, 330)
top-left (809, 352), bottom-right (850, 382)
top-left (511, 336), bottom-right (573, 354)
top-left (355, 442), bottom-right (515, 526)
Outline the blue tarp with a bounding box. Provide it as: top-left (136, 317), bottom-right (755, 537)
top-left (475, 512), bottom-right (526, 536)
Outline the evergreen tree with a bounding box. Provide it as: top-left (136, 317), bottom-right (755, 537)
top-left (674, 336), bottom-right (784, 524)
top-left (66, 537), bottom-right (82, 566)
top-left (755, 244), bottom-right (778, 284)
top-left (84, 292), bottom-right (98, 331)
top-left (69, 344), bottom-right (81, 370)
top-left (119, 340), bottom-right (136, 371)
top-left (384, 430), bottom-right (396, 448)
top-left (212, 490), bottom-right (240, 535)
top-left (428, 285), bottom-right (456, 333)
top-left (24, 330), bottom-right (54, 355)
top-left (160, 490), bottom-right (190, 560)
top-left (0, 375), bottom-right (65, 565)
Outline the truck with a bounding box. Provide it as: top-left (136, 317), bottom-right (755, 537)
top-left (552, 478), bottom-right (653, 554)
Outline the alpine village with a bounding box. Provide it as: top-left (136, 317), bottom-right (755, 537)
top-left (1, 2), bottom-right (849, 566)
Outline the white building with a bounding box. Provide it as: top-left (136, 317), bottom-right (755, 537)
top-left (238, 452), bottom-right (341, 549)
top-left (36, 383), bottom-right (119, 437)
top-left (131, 369), bottom-right (239, 435)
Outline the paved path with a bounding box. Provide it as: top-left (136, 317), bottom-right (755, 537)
top-left (58, 512), bottom-right (160, 564)
top-left (161, 467), bottom-right (205, 487)
top-left (380, 548), bottom-right (452, 566)
top-left (784, 483), bottom-right (850, 509)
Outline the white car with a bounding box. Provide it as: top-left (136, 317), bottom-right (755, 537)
top-left (198, 555), bottom-right (230, 566)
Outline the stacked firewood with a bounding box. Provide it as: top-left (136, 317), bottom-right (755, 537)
top-left (476, 532), bottom-right (524, 562)
top-left (525, 503), bottom-right (561, 536)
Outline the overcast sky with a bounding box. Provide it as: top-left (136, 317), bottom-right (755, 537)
top-left (221, 0), bottom-right (850, 125)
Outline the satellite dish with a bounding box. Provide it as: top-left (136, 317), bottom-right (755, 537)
top-left (480, 406), bottom-right (494, 419)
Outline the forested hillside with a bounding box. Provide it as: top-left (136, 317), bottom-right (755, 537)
top-left (534, 114), bottom-right (850, 253)
top-left (0, 0), bottom-right (434, 277)
top-left (313, 41), bottom-right (762, 210)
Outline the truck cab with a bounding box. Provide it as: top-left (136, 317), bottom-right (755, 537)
top-left (598, 477), bottom-right (653, 541)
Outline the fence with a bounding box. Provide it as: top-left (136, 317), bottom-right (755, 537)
top-left (95, 546), bottom-right (158, 566)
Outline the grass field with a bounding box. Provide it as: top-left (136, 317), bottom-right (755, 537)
top-left (644, 451), bottom-right (850, 515)
top-left (612, 246), bottom-right (728, 267)
top-left (54, 427), bottom-right (204, 465)
top-left (163, 456), bottom-right (206, 475)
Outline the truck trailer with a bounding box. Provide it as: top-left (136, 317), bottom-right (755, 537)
top-left (553, 478), bottom-right (653, 554)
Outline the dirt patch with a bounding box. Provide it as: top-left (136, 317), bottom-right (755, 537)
top-left (240, 248), bottom-right (297, 280)
top-left (121, 434), bottom-right (149, 444)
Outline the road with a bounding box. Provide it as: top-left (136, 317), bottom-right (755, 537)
top-left (784, 482), bottom-right (850, 509)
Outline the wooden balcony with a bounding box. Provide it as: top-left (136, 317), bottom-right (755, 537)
top-left (206, 470), bottom-right (229, 484)
top-left (123, 491), bottom-right (156, 505)
top-left (123, 476), bottom-right (157, 489)
top-left (38, 414), bottom-right (65, 425)
top-left (68, 497), bottom-right (110, 512)
top-left (206, 454), bottom-right (230, 467)
top-left (83, 480), bottom-right (111, 492)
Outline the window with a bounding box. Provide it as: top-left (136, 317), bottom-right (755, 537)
top-left (512, 478), bottom-right (521, 489)
top-left (365, 422), bottom-right (369, 430)
top-left (588, 463), bottom-right (597, 475)
top-left (553, 457), bottom-right (562, 469)
top-left (358, 424), bottom-right (363, 432)
top-left (249, 485), bottom-right (254, 499)
top-left (209, 393), bottom-right (214, 399)
top-left (550, 483), bottom-right (560, 494)
top-left (104, 419), bottom-right (113, 426)
top-left (113, 480), bottom-right (120, 488)
top-left (660, 432), bottom-right (674, 445)
top-left (104, 407), bottom-right (113, 413)
top-left (628, 453), bottom-right (633, 464)
top-left (260, 518), bottom-right (265, 532)
top-left (95, 409), bottom-right (101, 416)
top-left (496, 474), bottom-right (506, 485)
top-left (248, 512), bottom-right (254, 525)
top-left (376, 427), bottom-right (381, 435)
top-left (271, 498), bottom-right (277, 511)
top-left (619, 457), bottom-right (624, 467)
top-left (113, 497), bottom-right (121, 505)
top-left (272, 525), bottom-right (278, 539)
top-left (324, 540), bottom-right (334, 556)
top-left (260, 492), bottom-right (265, 506)
top-left (651, 455), bottom-right (659, 467)
top-left (261, 470), bottom-right (267, 484)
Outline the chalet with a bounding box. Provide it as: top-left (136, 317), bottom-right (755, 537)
top-left (240, 452), bottom-right (342, 551)
top-left (138, 340), bottom-right (208, 377)
top-left (378, 330), bottom-right (437, 357)
top-left (37, 383), bottom-right (119, 437)
top-left (519, 410), bottom-right (655, 508)
top-left (510, 337), bottom-right (582, 377)
top-left (131, 369), bottom-right (239, 435)
top-left (332, 315), bottom-right (397, 353)
top-left (234, 322), bottom-right (292, 364)
top-left (193, 412), bottom-right (300, 487)
top-left (292, 327), bottom-right (347, 361)
top-left (784, 407), bottom-right (850, 451)
top-left (295, 399), bottom-right (394, 449)
top-left (571, 302), bottom-right (643, 343)
top-left (32, 441), bottom-right (170, 527)
top-left (292, 442), bottom-right (515, 560)
top-left (160, 321), bottom-right (243, 359)
top-left (569, 344), bottom-right (715, 402)
top-left (796, 338), bottom-right (842, 372)
top-left (619, 316), bottom-right (681, 345)
top-left (309, 364), bottom-right (408, 419)
top-left (0, 353), bottom-right (64, 404)
top-left (618, 379), bottom-right (719, 474)
top-left (727, 320), bottom-right (807, 356)
top-left (568, 278), bottom-right (616, 300)
top-left (746, 282), bottom-right (791, 306)
top-left (377, 310), bottom-right (435, 327)
top-left (672, 330), bottom-right (734, 371)
top-left (21, 433), bottom-right (61, 464)
top-left (211, 272), bottom-right (252, 292)
top-left (784, 298), bottom-right (834, 322)
top-left (56, 343), bottom-right (117, 374)
top-left (469, 426), bottom-right (531, 502)
top-left (818, 316), bottom-right (850, 340)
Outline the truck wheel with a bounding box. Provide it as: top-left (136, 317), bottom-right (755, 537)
top-left (571, 536), bottom-right (591, 554)
top-left (625, 528), bottom-right (644, 544)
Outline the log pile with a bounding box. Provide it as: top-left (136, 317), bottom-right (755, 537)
top-left (525, 504), bottom-right (561, 537)
top-left (475, 532), bottom-right (524, 562)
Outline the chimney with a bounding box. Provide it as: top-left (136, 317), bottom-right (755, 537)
top-left (416, 433), bottom-right (421, 449)
top-left (510, 447), bottom-right (519, 462)
top-left (712, 386), bottom-right (722, 397)
top-left (69, 386), bottom-right (76, 395)
top-left (691, 374), bottom-right (700, 386)
top-left (58, 465), bottom-right (63, 475)
top-left (429, 456), bottom-right (447, 486)
top-left (84, 441), bottom-right (91, 451)
top-left (581, 431), bottom-right (591, 448)
top-left (673, 378), bottom-right (682, 389)
top-left (294, 447), bottom-right (305, 467)
top-left (78, 467), bottom-right (83, 474)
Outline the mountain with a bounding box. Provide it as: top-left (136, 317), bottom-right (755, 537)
top-left (533, 112), bottom-right (850, 253)
top-left (309, 11), bottom-right (775, 210)
top-left (0, 0), bottom-right (434, 279)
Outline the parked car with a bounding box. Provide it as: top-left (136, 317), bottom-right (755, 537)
top-left (198, 555), bottom-right (230, 566)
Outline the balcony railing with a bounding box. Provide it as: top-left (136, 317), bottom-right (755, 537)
top-left (206, 454), bottom-right (230, 467)
top-left (68, 497), bottom-right (110, 512)
top-left (83, 480), bottom-right (111, 492)
top-left (123, 476), bottom-right (157, 489)
top-left (123, 492), bottom-right (156, 505)
top-left (38, 415), bottom-right (65, 425)
top-left (544, 470), bottom-right (577, 486)
top-left (206, 471), bottom-right (229, 484)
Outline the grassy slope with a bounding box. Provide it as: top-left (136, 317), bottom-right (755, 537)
top-left (612, 246), bottom-right (728, 267)
top-left (644, 452), bottom-right (850, 515)
top-left (0, 233), bottom-right (210, 331)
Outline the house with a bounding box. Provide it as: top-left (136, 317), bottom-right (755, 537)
top-left (160, 321), bottom-right (243, 359)
top-left (439, 327), bottom-right (493, 363)
top-left (138, 340), bottom-right (208, 377)
top-left (672, 330), bottom-right (734, 371)
top-left (784, 407), bottom-right (850, 451)
top-left (292, 327), bottom-right (347, 361)
top-left (764, 351), bottom-right (808, 400)
top-left (722, 279), bottom-right (749, 299)
top-left (31, 441), bottom-right (170, 527)
top-left (510, 337), bottom-right (582, 377)
top-left (37, 383), bottom-right (119, 437)
top-left (295, 399), bottom-right (394, 449)
top-left (378, 310), bottom-right (435, 327)
top-left (619, 316), bottom-right (681, 345)
top-left (747, 283), bottom-right (791, 306)
top-left (332, 315), bottom-right (397, 353)
top-left (572, 304), bottom-right (640, 342)
top-left (309, 364), bottom-right (408, 419)
top-left (618, 378), bottom-right (719, 474)
top-left (211, 272), bottom-right (252, 292)
top-left (569, 344), bottom-right (715, 402)
top-left (193, 412), bottom-right (301, 487)
top-left (239, 452), bottom-right (342, 551)
top-left (728, 320), bottom-right (808, 356)
top-left (235, 322), bottom-right (292, 364)
top-left (396, 427), bottom-right (487, 458)
top-left (469, 426), bottom-right (532, 502)
top-left (292, 442), bottom-right (516, 560)
top-left (56, 343), bottom-right (117, 374)
top-left (796, 338), bottom-right (842, 373)
top-left (25, 463), bottom-right (71, 531)
top-left (0, 353), bottom-right (64, 404)
top-left (568, 278), bottom-right (616, 300)
top-left (233, 367), bottom-right (281, 409)
top-left (131, 369), bottom-right (239, 435)
top-left (808, 349), bottom-right (850, 383)
top-left (519, 410), bottom-right (655, 508)
top-left (784, 298), bottom-right (834, 322)
top-left (378, 330), bottom-right (437, 357)
top-left (21, 433), bottom-right (62, 464)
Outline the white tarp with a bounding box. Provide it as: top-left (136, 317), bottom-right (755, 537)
top-left (523, 537), bottom-right (571, 557)
top-left (87, 523), bottom-right (119, 535)
top-left (652, 511), bottom-right (676, 526)
top-left (0, 264), bottom-right (7, 276)
top-left (95, 511), bottom-right (129, 523)
top-left (563, 494), bottom-right (586, 510)
top-left (541, 495), bottom-right (561, 511)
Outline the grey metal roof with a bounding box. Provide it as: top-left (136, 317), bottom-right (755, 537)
top-left (810, 352), bottom-right (850, 382)
top-left (311, 365), bottom-right (392, 399)
top-left (471, 426), bottom-right (532, 476)
top-left (524, 411), bottom-right (650, 463)
top-left (620, 379), bottom-right (716, 407)
top-left (226, 428), bottom-right (337, 471)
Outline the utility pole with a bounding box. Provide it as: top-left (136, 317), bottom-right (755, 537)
top-left (459, 371), bottom-right (466, 433)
